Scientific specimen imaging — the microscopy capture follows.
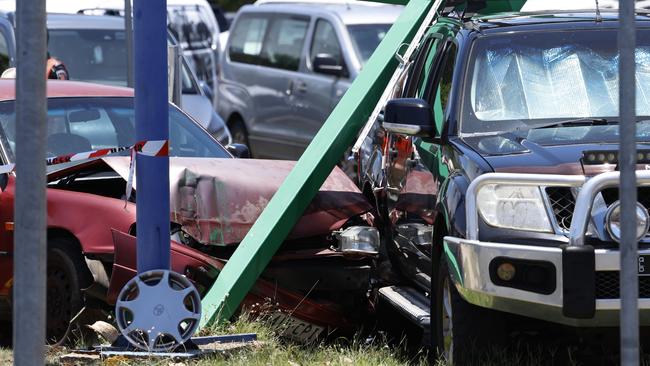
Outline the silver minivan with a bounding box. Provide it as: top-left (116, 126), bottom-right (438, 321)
top-left (218, 1), bottom-right (401, 159)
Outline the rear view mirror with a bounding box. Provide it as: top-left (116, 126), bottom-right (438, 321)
top-left (382, 98), bottom-right (435, 137)
top-left (313, 53), bottom-right (346, 77)
top-left (226, 143), bottom-right (250, 158)
top-left (68, 109), bottom-right (101, 122)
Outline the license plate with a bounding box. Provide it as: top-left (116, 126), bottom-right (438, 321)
top-left (266, 312), bottom-right (324, 343)
top-left (639, 255), bottom-right (650, 275)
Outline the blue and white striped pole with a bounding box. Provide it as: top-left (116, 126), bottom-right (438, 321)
top-left (133, 0), bottom-right (170, 272)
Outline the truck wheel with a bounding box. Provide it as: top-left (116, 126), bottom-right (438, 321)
top-left (46, 239), bottom-right (86, 345)
top-left (434, 255), bottom-right (506, 364)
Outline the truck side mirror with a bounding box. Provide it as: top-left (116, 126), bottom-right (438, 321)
top-left (226, 143), bottom-right (250, 158)
top-left (313, 53), bottom-right (347, 78)
top-left (382, 98), bottom-right (435, 138)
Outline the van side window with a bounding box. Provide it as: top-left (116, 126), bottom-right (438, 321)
top-left (229, 15), bottom-right (269, 64)
top-left (310, 19), bottom-right (342, 67)
top-left (260, 16), bottom-right (309, 71)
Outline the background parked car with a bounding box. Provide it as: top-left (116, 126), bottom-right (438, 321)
top-left (0, 12), bottom-right (231, 145)
top-left (58, 0), bottom-right (223, 107)
top-left (218, 1), bottom-right (402, 159)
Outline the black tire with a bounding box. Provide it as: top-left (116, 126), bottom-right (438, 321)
top-left (229, 118), bottom-right (249, 147)
top-left (46, 238), bottom-right (87, 345)
top-left (434, 255), bottom-right (506, 365)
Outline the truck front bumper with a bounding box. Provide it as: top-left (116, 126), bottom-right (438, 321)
top-left (443, 236), bottom-right (650, 326)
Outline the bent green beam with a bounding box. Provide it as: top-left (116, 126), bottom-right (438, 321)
top-left (199, 0), bottom-right (438, 328)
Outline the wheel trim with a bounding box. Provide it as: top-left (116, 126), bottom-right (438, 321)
top-left (442, 277), bottom-right (453, 362)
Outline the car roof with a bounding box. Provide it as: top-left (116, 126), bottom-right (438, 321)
top-left (0, 80), bottom-right (133, 102)
top-left (243, 1), bottom-right (401, 25)
top-left (473, 11), bottom-right (650, 31)
top-left (46, 13), bottom-right (124, 30)
top-left (167, 0), bottom-right (212, 6)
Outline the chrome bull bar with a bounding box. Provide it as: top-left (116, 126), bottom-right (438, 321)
top-left (465, 171), bottom-right (650, 242)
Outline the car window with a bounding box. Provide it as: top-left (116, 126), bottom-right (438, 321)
top-left (260, 15), bottom-right (309, 71)
top-left (0, 97), bottom-right (230, 166)
top-left (310, 19), bottom-right (343, 67)
top-left (228, 14), bottom-right (269, 65)
top-left (0, 33), bottom-right (9, 75)
top-left (48, 29), bottom-right (128, 86)
top-left (167, 5), bottom-right (218, 51)
top-left (402, 36), bottom-right (437, 98)
top-left (463, 29), bottom-right (650, 134)
top-left (347, 24), bottom-right (390, 65)
top-left (433, 42), bottom-right (457, 114)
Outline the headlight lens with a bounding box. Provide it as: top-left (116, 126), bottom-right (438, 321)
top-left (605, 200), bottom-right (649, 243)
top-left (337, 226), bottom-right (379, 257)
top-left (477, 184), bottom-right (553, 233)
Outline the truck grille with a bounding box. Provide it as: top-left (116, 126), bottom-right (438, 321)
top-left (545, 187), bottom-right (575, 231)
top-left (595, 271), bottom-right (650, 299)
top-left (546, 187), bottom-right (650, 232)
top-left (601, 187), bottom-right (650, 208)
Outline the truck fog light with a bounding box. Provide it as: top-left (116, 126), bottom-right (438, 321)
top-left (496, 262), bottom-right (516, 281)
top-left (605, 200), bottom-right (650, 243)
top-left (337, 226), bottom-right (379, 257)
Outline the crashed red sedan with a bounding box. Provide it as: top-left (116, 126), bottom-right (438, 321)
top-left (0, 80), bottom-right (378, 344)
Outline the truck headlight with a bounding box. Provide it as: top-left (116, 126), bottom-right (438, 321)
top-left (337, 226), bottom-right (379, 257)
top-left (605, 200), bottom-right (649, 243)
top-left (476, 184), bottom-right (553, 233)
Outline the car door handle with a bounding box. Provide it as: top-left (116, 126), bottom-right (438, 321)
top-left (294, 81), bottom-right (307, 94)
top-left (286, 80), bottom-right (307, 96)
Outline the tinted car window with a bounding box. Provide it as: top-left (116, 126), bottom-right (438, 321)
top-left (435, 42), bottom-right (457, 113)
top-left (0, 33), bottom-right (9, 75)
top-left (260, 16), bottom-right (309, 71)
top-left (167, 5), bottom-right (218, 51)
top-left (347, 24), bottom-right (390, 65)
top-left (228, 15), bottom-right (269, 64)
top-left (48, 29), bottom-right (127, 86)
top-left (167, 5), bottom-right (219, 89)
top-left (310, 19), bottom-right (343, 66)
top-left (0, 97), bottom-right (230, 165)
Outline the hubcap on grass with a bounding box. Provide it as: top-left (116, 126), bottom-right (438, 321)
top-left (115, 269), bottom-right (202, 352)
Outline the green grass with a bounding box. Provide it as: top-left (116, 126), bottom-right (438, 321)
top-left (4, 314), bottom-right (648, 365)
top-left (0, 313), bottom-right (426, 365)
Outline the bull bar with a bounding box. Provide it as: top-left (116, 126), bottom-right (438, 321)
top-left (443, 170), bottom-right (650, 326)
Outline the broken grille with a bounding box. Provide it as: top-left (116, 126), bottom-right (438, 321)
top-left (545, 187), bottom-right (575, 231)
top-left (595, 271), bottom-right (650, 299)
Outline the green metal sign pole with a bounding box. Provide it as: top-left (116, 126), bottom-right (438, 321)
top-left (200, 0), bottom-right (438, 327)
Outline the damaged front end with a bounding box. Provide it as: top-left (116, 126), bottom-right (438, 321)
top-left (51, 157), bottom-right (379, 339)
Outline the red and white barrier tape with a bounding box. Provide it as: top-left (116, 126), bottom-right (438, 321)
top-left (45, 139), bottom-right (168, 166)
top-left (0, 140), bottom-right (169, 205)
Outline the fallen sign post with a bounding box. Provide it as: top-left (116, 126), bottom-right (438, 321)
top-left (198, 0), bottom-right (440, 327)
